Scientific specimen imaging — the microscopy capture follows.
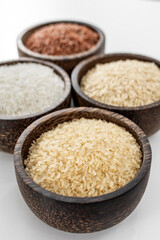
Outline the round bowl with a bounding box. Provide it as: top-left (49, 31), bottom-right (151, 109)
top-left (0, 58), bottom-right (71, 153)
top-left (71, 53), bottom-right (160, 136)
top-left (17, 20), bottom-right (105, 74)
top-left (14, 107), bottom-right (151, 233)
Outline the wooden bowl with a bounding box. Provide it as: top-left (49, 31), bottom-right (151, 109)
top-left (0, 58), bottom-right (71, 153)
top-left (14, 107), bottom-right (151, 233)
top-left (17, 20), bottom-right (105, 74)
top-left (71, 53), bottom-right (160, 136)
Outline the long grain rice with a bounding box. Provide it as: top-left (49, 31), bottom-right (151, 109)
top-left (25, 118), bottom-right (142, 197)
top-left (81, 60), bottom-right (160, 107)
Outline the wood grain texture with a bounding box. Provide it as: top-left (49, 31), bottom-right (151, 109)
top-left (14, 107), bottom-right (151, 233)
top-left (0, 58), bottom-right (71, 153)
top-left (17, 20), bottom-right (105, 74)
top-left (71, 53), bottom-right (160, 136)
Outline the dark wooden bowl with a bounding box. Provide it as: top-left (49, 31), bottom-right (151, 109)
top-left (17, 20), bottom-right (105, 74)
top-left (0, 58), bottom-right (71, 153)
top-left (14, 107), bottom-right (151, 233)
top-left (71, 53), bottom-right (160, 136)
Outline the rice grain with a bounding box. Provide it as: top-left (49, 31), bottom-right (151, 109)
top-left (25, 118), bottom-right (142, 197)
top-left (0, 63), bottom-right (64, 116)
top-left (81, 60), bottom-right (160, 107)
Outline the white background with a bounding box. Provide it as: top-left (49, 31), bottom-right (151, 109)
top-left (0, 0), bottom-right (160, 239)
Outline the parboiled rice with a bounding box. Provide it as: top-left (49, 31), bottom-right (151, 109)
top-left (81, 60), bottom-right (160, 107)
top-left (25, 118), bottom-right (142, 197)
top-left (0, 63), bottom-right (64, 116)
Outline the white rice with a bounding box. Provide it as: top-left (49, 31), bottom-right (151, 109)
top-left (81, 60), bottom-right (160, 107)
top-left (0, 63), bottom-right (64, 116)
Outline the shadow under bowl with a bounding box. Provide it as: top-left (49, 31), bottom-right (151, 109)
top-left (17, 20), bottom-right (105, 75)
top-left (71, 53), bottom-right (160, 136)
top-left (14, 107), bottom-right (151, 233)
top-left (0, 58), bottom-right (71, 153)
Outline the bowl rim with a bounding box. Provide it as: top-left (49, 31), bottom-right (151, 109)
top-left (71, 52), bottom-right (160, 111)
top-left (17, 20), bottom-right (105, 61)
top-left (14, 107), bottom-right (151, 204)
top-left (0, 57), bottom-right (71, 120)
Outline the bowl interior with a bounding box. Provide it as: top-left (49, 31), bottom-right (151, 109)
top-left (15, 107), bottom-right (151, 203)
top-left (72, 53), bottom-right (160, 110)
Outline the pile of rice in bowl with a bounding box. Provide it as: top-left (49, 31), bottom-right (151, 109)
top-left (81, 59), bottom-right (160, 107)
top-left (0, 63), bottom-right (64, 117)
top-left (25, 118), bottom-right (142, 197)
